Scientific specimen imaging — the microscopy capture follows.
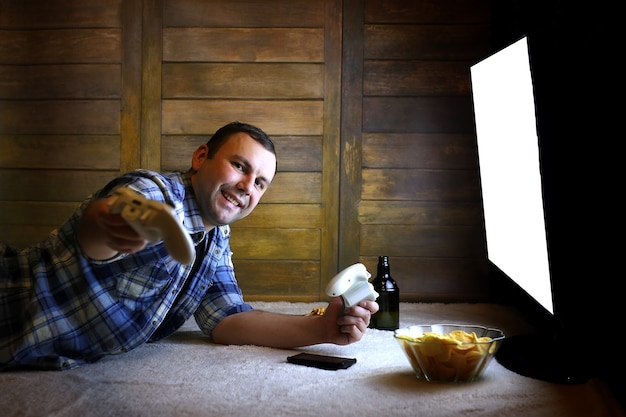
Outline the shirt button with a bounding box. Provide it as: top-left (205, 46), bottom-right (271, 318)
top-left (214, 249), bottom-right (220, 255)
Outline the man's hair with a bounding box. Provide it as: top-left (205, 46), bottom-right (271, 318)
top-left (206, 121), bottom-right (276, 159)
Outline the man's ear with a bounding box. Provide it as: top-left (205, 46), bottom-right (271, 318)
top-left (191, 144), bottom-right (209, 171)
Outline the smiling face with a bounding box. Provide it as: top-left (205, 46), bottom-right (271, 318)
top-left (189, 132), bottom-right (277, 230)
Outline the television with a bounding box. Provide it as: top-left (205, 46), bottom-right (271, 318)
top-left (471, 36), bottom-right (591, 384)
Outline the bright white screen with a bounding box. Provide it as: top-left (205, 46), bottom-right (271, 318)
top-left (471, 37), bottom-right (553, 314)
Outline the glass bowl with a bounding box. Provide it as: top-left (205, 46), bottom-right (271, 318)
top-left (394, 324), bottom-right (505, 382)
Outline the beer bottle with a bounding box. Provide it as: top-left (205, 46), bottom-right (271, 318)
top-left (369, 255), bottom-right (399, 330)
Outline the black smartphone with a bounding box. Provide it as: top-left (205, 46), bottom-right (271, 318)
top-left (287, 352), bottom-right (357, 370)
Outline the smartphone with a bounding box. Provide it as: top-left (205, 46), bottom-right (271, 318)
top-left (287, 352), bottom-right (357, 370)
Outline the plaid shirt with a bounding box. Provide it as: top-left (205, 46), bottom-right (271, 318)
top-left (0, 170), bottom-right (252, 370)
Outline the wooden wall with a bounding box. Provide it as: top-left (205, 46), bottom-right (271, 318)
top-left (0, 0), bottom-right (130, 247)
top-left (0, 0), bottom-right (494, 302)
top-left (343, 0), bottom-right (493, 301)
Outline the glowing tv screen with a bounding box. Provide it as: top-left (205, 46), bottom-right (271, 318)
top-left (471, 36), bottom-right (553, 315)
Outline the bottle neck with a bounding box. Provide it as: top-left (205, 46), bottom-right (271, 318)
top-left (377, 256), bottom-right (391, 278)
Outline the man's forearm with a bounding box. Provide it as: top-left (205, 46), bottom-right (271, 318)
top-left (211, 310), bottom-right (329, 348)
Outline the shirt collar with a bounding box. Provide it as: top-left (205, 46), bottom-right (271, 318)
top-left (179, 171), bottom-right (208, 240)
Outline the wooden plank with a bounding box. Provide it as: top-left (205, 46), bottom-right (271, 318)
top-left (364, 0), bottom-right (492, 24)
top-left (362, 97), bottom-right (475, 134)
top-left (0, 100), bottom-right (120, 134)
top-left (161, 100), bottom-right (323, 136)
top-left (161, 135), bottom-right (323, 173)
top-left (362, 133), bottom-right (478, 169)
top-left (359, 256), bottom-right (489, 302)
top-left (319, 0), bottom-right (343, 290)
top-left (338, 0), bottom-right (365, 269)
top-left (233, 204), bottom-right (324, 229)
top-left (139, 0), bottom-right (163, 171)
top-left (274, 136), bottom-right (323, 172)
top-left (162, 63), bottom-right (324, 99)
top-left (163, 28), bottom-right (324, 62)
top-left (260, 172), bottom-right (321, 204)
top-left (229, 228), bottom-right (320, 259)
top-left (233, 260), bottom-right (321, 301)
top-left (160, 135), bottom-right (206, 171)
top-left (0, 64), bottom-right (121, 99)
top-left (0, 29), bottom-right (122, 64)
top-left (0, 201), bottom-right (79, 226)
top-left (0, 169), bottom-right (118, 201)
top-left (164, 0), bottom-right (324, 28)
top-left (361, 168), bottom-right (480, 201)
top-left (119, 0), bottom-right (143, 173)
top-left (364, 25), bottom-right (492, 60)
top-left (0, 0), bottom-right (122, 28)
top-left (358, 200), bottom-right (483, 226)
top-left (364, 61), bottom-right (473, 96)
top-left (0, 225), bottom-right (64, 249)
top-left (360, 224), bottom-right (485, 258)
top-left (0, 135), bottom-right (120, 170)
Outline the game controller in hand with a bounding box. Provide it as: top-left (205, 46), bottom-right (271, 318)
top-left (108, 187), bottom-right (195, 265)
top-left (325, 263), bottom-right (379, 307)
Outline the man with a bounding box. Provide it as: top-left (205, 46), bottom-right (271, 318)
top-left (0, 121), bottom-right (378, 370)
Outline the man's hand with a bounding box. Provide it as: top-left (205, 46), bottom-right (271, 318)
top-left (98, 210), bottom-right (148, 255)
top-left (322, 296), bottom-right (380, 345)
top-left (77, 197), bottom-right (147, 260)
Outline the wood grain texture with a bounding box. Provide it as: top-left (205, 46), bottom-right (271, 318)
top-left (161, 100), bottom-right (323, 136)
top-left (339, 0), bottom-right (493, 301)
top-left (0, 101), bottom-right (120, 134)
top-left (163, 28), bottom-right (324, 62)
top-left (0, 0), bottom-right (496, 302)
top-left (162, 63), bottom-right (324, 99)
top-left (0, 0), bottom-right (126, 249)
top-left (362, 133), bottom-right (478, 169)
top-left (0, 29), bottom-right (122, 64)
top-left (164, 0), bottom-right (324, 28)
top-left (364, 0), bottom-right (491, 24)
top-left (0, 0), bottom-right (122, 28)
top-left (364, 25), bottom-right (491, 60)
top-left (0, 135), bottom-right (120, 170)
top-left (0, 64), bottom-right (121, 99)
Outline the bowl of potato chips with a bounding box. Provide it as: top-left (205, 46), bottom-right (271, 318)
top-left (394, 324), bottom-right (505, 382)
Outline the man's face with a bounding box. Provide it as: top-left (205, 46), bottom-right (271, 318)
top-left (190, 132), bottom-right (276, 230)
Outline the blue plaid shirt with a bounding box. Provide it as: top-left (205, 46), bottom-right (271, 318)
top-left (0, 170), bottom-right (253, 370)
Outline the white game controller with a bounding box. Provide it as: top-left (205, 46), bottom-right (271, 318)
top-left (108, 187), bottom-right (195, 265)
top-left (325, 263), bottom-right (379, 307)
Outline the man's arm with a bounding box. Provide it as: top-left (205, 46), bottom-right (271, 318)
top-left (77, 197), bottom-right (147, 260)
top-left (211, 297), bottom-right (379, 348)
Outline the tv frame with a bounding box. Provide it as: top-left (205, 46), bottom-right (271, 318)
top-left (471, 35), bottom-right (590, 384)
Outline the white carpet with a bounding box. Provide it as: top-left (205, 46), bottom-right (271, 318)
top-left (0, 302), bottom-right (622, 417)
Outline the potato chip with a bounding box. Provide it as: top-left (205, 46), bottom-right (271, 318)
top-left (395, 327), bottom-right (501, 382)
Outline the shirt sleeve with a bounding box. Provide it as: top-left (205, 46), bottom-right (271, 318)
top-left (193, 247), bottom-right (253, 337)
top-left (96, 174), bottom-right (167, 203)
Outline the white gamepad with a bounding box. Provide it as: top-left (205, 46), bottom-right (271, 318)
top-left (325, 263), bottom-right (379, 307)
top-left (108, 187), bottom-right (195, 265)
